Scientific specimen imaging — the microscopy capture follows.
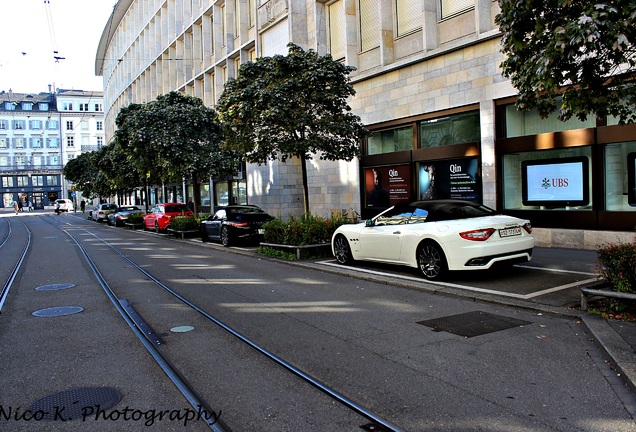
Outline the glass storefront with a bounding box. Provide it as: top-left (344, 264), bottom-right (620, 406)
top-left (605, 141), bottom-right (636, 212)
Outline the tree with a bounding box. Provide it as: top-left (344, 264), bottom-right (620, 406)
top-left (216, 43), bottom-right (369, 214)
top-left (93, 140), bottom-right (144, 199)
top-left (496, 0), bottom-right (636, 123)
top-left (115, 91), bottom-right (241, 212)
top-left (63, 151), bottom-right (107, 198)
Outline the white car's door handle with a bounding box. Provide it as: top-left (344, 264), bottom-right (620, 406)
top-left (393, 231), bottom-right (401, 235)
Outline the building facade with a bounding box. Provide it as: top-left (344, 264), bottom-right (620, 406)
top-left (0, 89), bottom-right (104, 209)
top-left (96, 0), bottom-right (636, 248)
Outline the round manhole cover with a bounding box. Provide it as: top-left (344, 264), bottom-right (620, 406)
top-left (28, 387), bottom-right (121, 421)
top-left (32, 306), bottom-right (84, 317)
top-left (35, 283), bottom-right (76, 291)
top-left (171, 325), bottom-right (195, 333)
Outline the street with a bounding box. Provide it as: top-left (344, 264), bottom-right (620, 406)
top-left (1, 211), bottom-right (635, 431)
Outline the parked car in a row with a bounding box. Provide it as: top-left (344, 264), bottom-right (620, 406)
top-left (88, 203), bottom-right (118, 222)
top-left (107, 206), bottom-right (143, 226)
top-left (331, 199), bottom-right (535, 280)
top-left (200, 205), bottom-right (274, 247)
top-left (142, 203), bottom-right (192, 232)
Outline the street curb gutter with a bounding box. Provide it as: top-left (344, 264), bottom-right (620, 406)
top-left (583, 314), bottom-right (636, 392)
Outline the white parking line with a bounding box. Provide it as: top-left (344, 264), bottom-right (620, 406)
top-left (318, 260), bottom-right (597, 300)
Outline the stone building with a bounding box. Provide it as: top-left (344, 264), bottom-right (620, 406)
top-left (96, 0), bottom-right (635, 248)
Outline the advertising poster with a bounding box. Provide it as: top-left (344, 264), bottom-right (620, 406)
top-left (418, 157), bottom-right (480, 202)
top-left (522, 156), bottom-right (589, 206)
top-left (365, 165), bottom-right (412, 208)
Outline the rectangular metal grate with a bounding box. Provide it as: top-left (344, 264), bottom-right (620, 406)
top-left (417, 310), bottom-right (531, 338)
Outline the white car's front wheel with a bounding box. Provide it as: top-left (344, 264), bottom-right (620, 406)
top-left (333, 234), bottom-right (353, 265)
top-left (417, 242), bottom-right (447, 280)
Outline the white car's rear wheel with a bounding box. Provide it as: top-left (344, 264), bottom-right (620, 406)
top-left (417, 242), bottom-right (447, 280)
top-left (333, 234), bottom-right (353, 265)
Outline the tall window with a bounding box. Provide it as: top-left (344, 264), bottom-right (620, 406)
top-left (46, 119), bottom-right (59, 130)
top-left (22, 102), bottom-right (33, 110)
top-left (79, 103), bottom-right (89, 111)
top-left (94, 103), bottom-right (102, 111)
top-left (96, 121), bottom-right (103, 131)
top-left (440, 0), bottom-right (474, 20)
top-left (66, 136), bottom-right (74, 147)
top-left (397, 0), bottom-right (422, 36)
top-left (32, 175), bottom-right (44, 186)
top-left (13, 120), bottom-right (25, 130)
top-left (359, 0), bottom-right (380, 52)
top-left (39, 102), bottom-right (49, 110)
top-left (97, 136), bottom-right (103, 147)
top-left (15, 156), bottom-right (26, 166)
top-left (31, 138), bottom-right (42, 148)
top-left (0, 157), bottom-right (7, 166)
top-left (1, 176), bottom-right (13, 187)
top-left (4, 102), bottom-right (15, 110)
top-left (29, 120), bottom-right (42, 129)
top-left (261, 18), bottom-right (289, 57)
top-left (46, 175), bottom-right (59, 185)
top-left (17, 176), bottom-right (29, 187)
top-left (0, 120), bottom-right (6, 129)
top-left (15, 138), bottom-right (26, 149)
top-left (66, 121), bottom-right (73, 130)
top-left (63, 102), bottom-right (73, 110)
top-left (0, 138), bottom-right (7, 149)
top-left (329, 0), bottom-right (345, 60)
top-left (47, 138), bottom-right (59, 148)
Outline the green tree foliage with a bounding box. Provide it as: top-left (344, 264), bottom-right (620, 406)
top-left (115, 92), bottom-right (240, 201)
top-left (63, 151), bottom-right (108, 198)
top-left (216, 43), bottom-right (369, 214)
top-left (93, 139), bottom-right (143, 197)
top-left (496, 1), bottom-right (636, 123)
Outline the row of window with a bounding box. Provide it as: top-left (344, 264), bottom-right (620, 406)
top-left (0, 119), bottom-right (103, 131)
top-left (0, 137), bottom-right (60, 149)
top-left (60, 102), bottom-right (103, 112)
top-left (1, 175), bottom-right (59, 187)
top-left (330, 0), bottom-right (475, 58)
top-left (0, 155), bottom-right (61, 166)
top-left (2, 101), bottom-right (49, 111)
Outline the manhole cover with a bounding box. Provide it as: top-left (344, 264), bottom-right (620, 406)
top-left (32, 306), bottom-right (84, 317)
top-left (28, 387), bottom-right (121, 421)
top-left (35, 283), bottom-right (76, 291)
top-left (417, 311), bottom-right (531, 338)
top-left (171, 325), bottom-right (194, 333)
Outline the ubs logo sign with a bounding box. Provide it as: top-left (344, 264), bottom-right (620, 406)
top-left (541, 178), bottom-right (569, 189)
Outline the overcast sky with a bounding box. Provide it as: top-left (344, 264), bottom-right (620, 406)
top-left (0, 0), bottom-right (116, 94)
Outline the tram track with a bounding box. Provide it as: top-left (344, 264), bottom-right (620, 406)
top-left (0, 217), bottom-right (31, 314)
top-left (44, 216), bottom-right (403, 432)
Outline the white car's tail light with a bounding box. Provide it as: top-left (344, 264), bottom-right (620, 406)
top-left (459, 228), bottom-right (495, 241)
top-left (522, 222), bottom-right (532, 234)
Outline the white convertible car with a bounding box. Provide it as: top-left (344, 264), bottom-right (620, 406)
top-left (331, 200), bottom-right (534, 280)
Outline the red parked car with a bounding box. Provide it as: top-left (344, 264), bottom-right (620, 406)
top-left (142, 203), bottom-right (193, 233)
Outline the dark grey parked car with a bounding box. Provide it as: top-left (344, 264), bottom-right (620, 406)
top-left (107, 206), bottom-right (143, 226)
top-left (200, 205), bottom-right (274, 247)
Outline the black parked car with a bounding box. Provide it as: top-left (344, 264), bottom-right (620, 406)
top-left (107, 205), bottom-right (142, 226)
top-left (200, 205), bottom-right (274, 247)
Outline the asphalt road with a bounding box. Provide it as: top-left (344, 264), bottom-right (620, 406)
top-left (1, 211), bottom-right (635, 431)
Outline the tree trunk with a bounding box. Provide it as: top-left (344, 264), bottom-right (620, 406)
top-left (300, 157), bottom-right (310, 215)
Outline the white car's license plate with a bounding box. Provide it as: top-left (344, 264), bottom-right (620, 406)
top-left (499, 227), bottom-right (521, 238)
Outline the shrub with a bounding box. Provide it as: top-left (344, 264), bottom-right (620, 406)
top-left (263, 212), bottom-right (349, 246)
top-left (597, 241), bottom-right (636, 293)
top-left (169, 215), bottom-right (199, 231)
top-left (127, 213), bottom-right (143, 224)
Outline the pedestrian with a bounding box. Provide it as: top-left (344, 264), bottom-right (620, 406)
top-left (18, 199), bottom-right (23, 212)
top-left (80, 200), bottom-right (86, 213)
top-left (54, 200), bottom-right (60, 215)
top-left (28, 199), bottom-right (33, 212)
top-left (13, 200), bottom-right (19, 215)
top-left (187, 197), bottom-right (194, 212)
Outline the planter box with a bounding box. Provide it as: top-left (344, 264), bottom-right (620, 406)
top-left (167, 228), bottom-right (199, 239)
top-left (260, 242), bottom-right (331, 260)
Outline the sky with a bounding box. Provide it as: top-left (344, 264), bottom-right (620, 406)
top-left (0, 0), bottom-right (117, 94)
